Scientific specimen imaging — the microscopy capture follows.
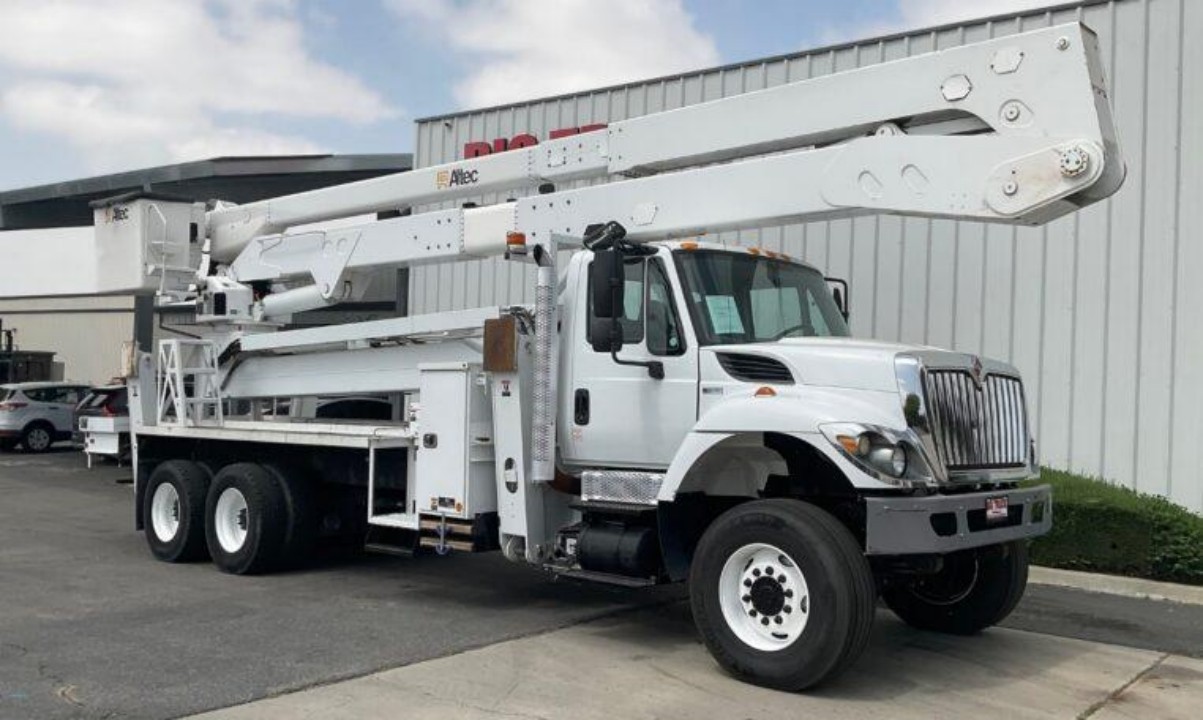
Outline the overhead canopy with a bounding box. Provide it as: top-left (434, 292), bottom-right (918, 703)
top-left (0, 154), bottom-right (412, 231)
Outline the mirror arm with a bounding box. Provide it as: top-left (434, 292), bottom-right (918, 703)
top-left (611, 351), bottom-right (665, 380)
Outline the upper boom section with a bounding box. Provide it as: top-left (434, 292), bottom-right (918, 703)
top-left (205, 22), bottom-right (1122, 262)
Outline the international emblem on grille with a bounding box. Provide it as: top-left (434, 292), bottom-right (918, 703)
top-left (970, 355), bottom-right (984, 389)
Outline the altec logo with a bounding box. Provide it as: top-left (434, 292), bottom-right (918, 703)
top-left (462, 124), bottom-right (607, 159)
top-left (436, 167), bottom-right (480, 189)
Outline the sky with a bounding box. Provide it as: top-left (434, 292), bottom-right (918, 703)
top-left (0, 0), bottom-right (1056, 191)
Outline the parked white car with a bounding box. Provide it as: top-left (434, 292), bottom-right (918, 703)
top-left (0, 382), bottom-right (90, 452)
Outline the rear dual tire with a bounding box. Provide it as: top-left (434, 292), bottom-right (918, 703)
top-left (205, 463), bottom-right (297, 575)
top-left (689, 499), bottom-right (876, 691)
top-left (143, 460), bottom-right (212, 562)
top-left (144, 460), bottom-right (316, 575)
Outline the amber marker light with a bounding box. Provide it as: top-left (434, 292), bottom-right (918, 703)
top-left (754, 386), bottom-right (777, 398)
top-left (837, 434), bottom-right (871, 456)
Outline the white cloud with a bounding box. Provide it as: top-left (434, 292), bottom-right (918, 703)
top-left (0, 0), bottom-right (394, 174)
top-left (822, 0), bottom-right (1057, 45)
top-left (387, 0), bottom-right (720, 108)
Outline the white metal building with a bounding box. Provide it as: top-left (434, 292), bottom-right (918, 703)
top-left (409, 0), bottom-right (1203, 512)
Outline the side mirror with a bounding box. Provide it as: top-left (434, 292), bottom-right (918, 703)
top-left (826, 277), bottom-right (850, 321)
top-left (590, 249), bottom-right (624, 353)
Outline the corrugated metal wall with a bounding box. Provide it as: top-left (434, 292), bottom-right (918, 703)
top-left (0, 297), bottom-right (134, 384)
top-left (411, 0), bottom-right (1203, 513)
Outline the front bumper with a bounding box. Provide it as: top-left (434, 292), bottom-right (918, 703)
top-left (864, 484), bottom-right (1051, 555)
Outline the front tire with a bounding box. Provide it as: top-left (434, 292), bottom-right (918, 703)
top-left (205, 463), bottom-right (289, 575)
top-left (21, 423), bottom-right (54, 453)
top-left (882, 541), bottom-right (1029, 635)
top-left (143, 460), bottom-right (211, 562)
top-left (689, 499), bottom-right (875, 691)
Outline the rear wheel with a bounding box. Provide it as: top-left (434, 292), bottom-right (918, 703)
top-left (143, 460), bottom-right (211, 562)
top-left (205, 463), bottom-right (289, 575)
top-left (689, 499), bottom-right (875, 691)
top-left (21, 423), bottom-right (53, 453)
top-left (882, 541), bottom-right (1029, 635)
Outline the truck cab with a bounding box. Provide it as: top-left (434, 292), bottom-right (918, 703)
top-left (561, 240), bottom-right (1037, 492)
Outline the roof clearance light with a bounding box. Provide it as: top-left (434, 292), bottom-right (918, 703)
top-left (679, 241), bottom-right (699, 251)
top-left (747, 247), bottom-right (761, 255)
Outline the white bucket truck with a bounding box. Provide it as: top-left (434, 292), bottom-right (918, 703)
top-left (2, 23), bottom-right (1123, 689)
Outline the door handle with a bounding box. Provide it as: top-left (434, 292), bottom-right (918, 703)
top-left (574, 389), bottom-right (590, 425)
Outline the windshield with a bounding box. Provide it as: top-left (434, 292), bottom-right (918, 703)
top-left (674, 250), bottom-right (849, 346)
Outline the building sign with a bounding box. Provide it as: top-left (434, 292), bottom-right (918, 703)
top-left (463, 124), bottom-right (607, 159)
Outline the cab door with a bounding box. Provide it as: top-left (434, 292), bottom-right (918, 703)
top-left (560, 252), bottom-right (698, 470)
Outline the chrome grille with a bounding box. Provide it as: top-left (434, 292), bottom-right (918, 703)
top-left (924, 370), bottom-right (1029, 471)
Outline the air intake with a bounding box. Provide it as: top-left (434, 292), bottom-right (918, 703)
top-left (716, 353), bottom-right (794, 384)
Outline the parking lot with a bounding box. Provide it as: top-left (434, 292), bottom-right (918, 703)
top-left (2, 450), bottom-right (1201, 720)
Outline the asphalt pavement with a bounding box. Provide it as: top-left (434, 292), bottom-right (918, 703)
top-left (0, 450), bottom-right (1200, 720)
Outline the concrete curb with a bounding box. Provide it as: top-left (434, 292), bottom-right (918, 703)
top-left (1029, 565), bottom-right (1203, 606)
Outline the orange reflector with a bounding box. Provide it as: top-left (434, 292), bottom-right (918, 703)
top-left (764, 250), bottom-right (779, 259)
top-left (506, 231), bottom-right (526, 246)
top-left (754, 386), bottom-right (777, 398)
top-left (679, 241), bottom-right (699, 251)
top-left (747, 247), bottom-right (761, 255)
top-left (837, 435), bottom-right (861, 454)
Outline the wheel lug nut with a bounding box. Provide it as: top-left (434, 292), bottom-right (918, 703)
top-left (785, 589), bottom-right (794, 598)
top-left (752, 569), bottom-right (761, 577)
top-left (749, 609), bottom-right (757, 617)
top-left (765, 567), bottom-right (774, 576)
top-left (775, 617), bottom-right (783, 625)
top-left (743, 579), bottom-right (752, 587)
top-left (742, 594), bottom-right (751, 603)
top-left (761, 617), bottom-right (770, 626)
top-left (784, 606), bottom-right (792, 613)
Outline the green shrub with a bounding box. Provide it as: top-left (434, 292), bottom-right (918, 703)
top-left (1027, 468), bottom-right (1203, 586)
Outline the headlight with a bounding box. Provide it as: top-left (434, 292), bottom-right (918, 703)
top-left (820, 423), bottom-right (930, 486)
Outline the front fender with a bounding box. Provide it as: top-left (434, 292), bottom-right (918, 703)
top-left (659, 386), bottom-right (908, 502)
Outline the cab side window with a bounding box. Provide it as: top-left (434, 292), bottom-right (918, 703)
top-left (646, 260), bottom-right (685, 356)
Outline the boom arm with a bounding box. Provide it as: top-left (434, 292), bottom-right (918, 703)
top-left (217, 22), bottom-right (1122, 310)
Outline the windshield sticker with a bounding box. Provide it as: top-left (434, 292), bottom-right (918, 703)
top-left (705, 296), bottom-right (744, 334)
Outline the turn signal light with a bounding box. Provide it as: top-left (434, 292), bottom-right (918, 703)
top-left (754, 386), bottom-right (777, 398)
top-left (506, 231), bottom-right (526, 247)
top-left (837, 434), bottom-right (871, 456)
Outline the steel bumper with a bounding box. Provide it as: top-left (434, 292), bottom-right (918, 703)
top-left (864, 484), bottom-right (1051, 555)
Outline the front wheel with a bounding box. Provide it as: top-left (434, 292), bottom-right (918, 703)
top-left (689, 500), bottom-right (876, 691)
top-left (882, 541), bottom-right (1029, 635)
top-left (21, 423), bottom-right (53, 453)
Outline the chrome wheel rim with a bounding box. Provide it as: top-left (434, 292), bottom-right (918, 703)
top-left (150, 483), bottom-right (181, 542)
top-left (719, 542), bottom-right (810, 651)
top-left (214, 487), bottom-right (249, 554)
